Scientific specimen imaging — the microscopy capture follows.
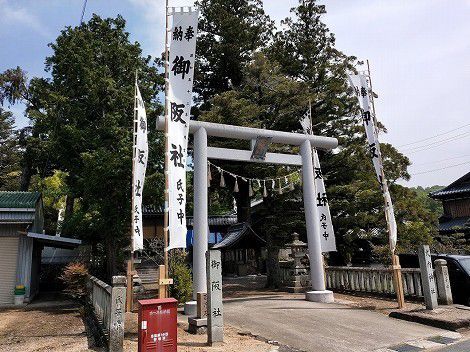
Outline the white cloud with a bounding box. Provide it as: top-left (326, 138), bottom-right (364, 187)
top-left (0, 0), bottom-right (51, 38)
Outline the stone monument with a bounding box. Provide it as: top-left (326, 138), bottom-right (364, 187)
top-left (434, 259), bottom-right (453, 305)
top-left (418, 245), bottom-right (438, 310)
top-left (206, 250), bottom-right (223, 345)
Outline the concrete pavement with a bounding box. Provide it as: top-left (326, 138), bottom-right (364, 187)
top-left (434, 339), bottom-right (470, 351)
top-left (223, 294), bottom-right (453, 352)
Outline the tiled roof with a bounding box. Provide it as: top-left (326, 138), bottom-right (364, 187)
top-left (439, 216), bottom-right (470, 233)
top-left (213, 223), bottom-right (266, 249)
top-left (0, 191), bottom-right (41, 209)
top-left (142, 204), bottom-right (165, 215)
top-left (430, 171), bottom-right (470, 199)
top-left (142, 204), bottom-right (237, 226)
top-left (187, 215), bottom-right (237, 227)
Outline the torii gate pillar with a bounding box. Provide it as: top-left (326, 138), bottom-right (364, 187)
top-left (300, 140), bottom-right (334, 302)
top-left (184, 127), bottom-right (209, 316)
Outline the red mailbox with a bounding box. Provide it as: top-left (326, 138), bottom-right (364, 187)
top-left (138, 298), bottom-right (178, 352)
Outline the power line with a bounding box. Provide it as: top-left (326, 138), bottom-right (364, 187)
top-left (402, 130), bottom-right (470, 154)
top-left (412, 154), bottom-right (470, 167)
top-left (80, 0), bottom-right (88, 24)
top-left (411, 161), bottom-right (470, 176)
top-left (398, 122), bottom-right (470, 148)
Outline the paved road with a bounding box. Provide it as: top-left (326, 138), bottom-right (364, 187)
top-left (224, 295), bottom-right (448, 352)
top-left (435, 339), bottom-right (470, 351)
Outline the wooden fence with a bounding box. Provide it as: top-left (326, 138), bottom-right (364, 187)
top-left (325, 266), bottom-right (424, 297)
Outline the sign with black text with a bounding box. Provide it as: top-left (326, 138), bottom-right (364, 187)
top-left (132, 84), bottom-right (148, 251)
top-left (166, 8), bottom-right (198, 250)
top-left (348, 74), bottom-right (397, 251)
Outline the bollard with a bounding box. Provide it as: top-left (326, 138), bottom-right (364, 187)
top-left (434, 259), bottom-right (453, 305)
top-left (110, 276), bottom-right (127, 352)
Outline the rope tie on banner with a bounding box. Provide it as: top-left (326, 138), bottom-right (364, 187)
top-left (207, 161), bottom-right (301, 197)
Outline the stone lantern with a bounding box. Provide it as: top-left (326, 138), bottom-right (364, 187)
top-left (285, 232), bottom-right (309, 293)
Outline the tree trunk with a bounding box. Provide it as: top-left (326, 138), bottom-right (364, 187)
top-left (265, 232), bottom-right (280, 288)
top-left (105, 237), bottom-right (117, 282)
top-left (19, 163), bottom-right (32, 191)
top-left (65, 196), bottom-right (75, 221)
top-left (236, 179), bottom-right (251, 223)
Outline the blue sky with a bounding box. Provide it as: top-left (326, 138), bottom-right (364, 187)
top-left (1, 0), bottom-right (469, 187)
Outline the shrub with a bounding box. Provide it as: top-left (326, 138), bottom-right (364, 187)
top-left (169, 250), bottom-right (192, 304)
top-left (60, 262), bottom-right (89, 300)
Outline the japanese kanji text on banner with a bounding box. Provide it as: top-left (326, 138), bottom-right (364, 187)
top-left (300, 108), bottom-right (336, 252)
top-left (348, 74), bottom-right (397, 251)
top-left (313, 150), bottom-right (337, 252)
top-left (132, 84), bottom-right (148, 251)
top-left (166, 8), bottom-right (198, 250)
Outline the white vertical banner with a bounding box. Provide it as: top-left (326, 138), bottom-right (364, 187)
top-left (300, 109), bottom-right (336, 252)
top-left (166, 8), bottom-right (199, 250)
top-left (348, 74), bottom-right (397, 251)
top-left (132, 84), bottom-right (148, 251)
top-left (313, 150), bottom-right (337, 252)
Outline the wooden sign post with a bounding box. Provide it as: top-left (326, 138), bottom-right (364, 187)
top-left (158, 264), bottom-right (173, 299)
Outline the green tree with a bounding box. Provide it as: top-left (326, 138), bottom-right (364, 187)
top-left (194, 0), bottom-right (273, 112)
top-left (4, 15), bottom-right (164, 279)
top-left (0, 107), bottom-right (21, 190)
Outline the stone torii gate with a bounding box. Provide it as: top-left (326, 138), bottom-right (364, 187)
top-left (157, 117), bottom-right (338, 314)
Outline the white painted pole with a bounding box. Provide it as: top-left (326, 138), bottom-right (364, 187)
top-left (300, 140), bottom-right (334, 303)
top-left (193, 127), bottom-right (208, 299)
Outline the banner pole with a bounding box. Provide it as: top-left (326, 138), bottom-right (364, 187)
top-left (127, 71), bottom-right (138, 312)
top-left (367, 59), bottom-right (404, 308)
top-left (162, 0), bottom-right (170, 298)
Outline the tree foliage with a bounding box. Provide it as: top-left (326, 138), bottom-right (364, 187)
top-left (2, 15), bottom-right (164, 279)
top-left (0, 108), bottom-right (22, 190)
top-left (196, 0), bottom-right (437, 274)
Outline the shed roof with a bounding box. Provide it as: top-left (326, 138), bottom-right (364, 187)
top-left (0, 191), bottom-right (41, 209)
top-left (27, 232), bottom-right (82, 249)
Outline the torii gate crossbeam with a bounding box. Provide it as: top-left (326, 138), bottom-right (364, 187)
top-left (157, 117), bottom-right (338, 313)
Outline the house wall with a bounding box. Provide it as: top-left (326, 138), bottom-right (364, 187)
top-left (143, 217), bottom-right (163, 240)
top-left (443, 198), bottom-right (470, 218)
top-left (0, 236), bottom-right (19, 305)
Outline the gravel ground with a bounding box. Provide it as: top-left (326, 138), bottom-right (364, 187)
top-left (124, 311), bottom-right (277, 352)
top-left (0, 300), bottom-right (95, 352)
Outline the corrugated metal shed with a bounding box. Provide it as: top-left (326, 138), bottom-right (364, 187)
top-left (0, 191), bottom-right (41, 209)
top-left (0, 211), bottom-right (35, 224)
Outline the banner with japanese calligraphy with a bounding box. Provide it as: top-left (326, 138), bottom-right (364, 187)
top-left (132, 84), bottom-right (148, 251)
top-left (299, 108), bottom-right (336, 252)
top-left (348, 74), bottom-right (397, 251)
top-left (313, 150), bottom-right (337, 252)
top-left (166, 8), bottom-right (198, 250)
